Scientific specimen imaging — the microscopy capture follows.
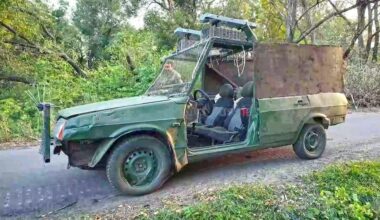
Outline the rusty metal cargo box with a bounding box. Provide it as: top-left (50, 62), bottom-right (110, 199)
top-left (204, 43), bottom-right (346, 98)
top-left (253, 43), bottom-right (345, 99)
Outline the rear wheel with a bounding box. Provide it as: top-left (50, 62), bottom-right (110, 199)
top-left (293, 124), bottom-right (326, 159)
top-left (106, 135), bottom-right (172, 195)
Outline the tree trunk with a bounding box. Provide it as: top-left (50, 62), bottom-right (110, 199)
top-left (364, 3), bottom-right (373, 61)
top-left (373, 1), bottom-right (379, 61)
top-left (344, 20), bottom-right (372, 59)
top-left (301, 0), bottom-right (315, 43)
top-left (286, 0), bottom-right (298, 42)
top-left (357, 0), bottom-right (366, 58)
top-left (126, 53), bottom-right (135, 73)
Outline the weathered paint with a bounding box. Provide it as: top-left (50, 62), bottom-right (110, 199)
top-left (45, 40), bottom-right (348, 173)
top-left (258, 95), bottom-right (311, 145)
top-left (254, 44), bottom-right (345, 98)
top-left (59, 96), bottom-right (189, 170)
top-left (258, 92), bottom-right (347, 147)
top-left (59, 96), bottom-right (169, 118)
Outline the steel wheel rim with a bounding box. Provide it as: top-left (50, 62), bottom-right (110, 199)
top-left (123, 149), bottom-right (158, 187)
top-left (304, 128), bottom-right (321, 152)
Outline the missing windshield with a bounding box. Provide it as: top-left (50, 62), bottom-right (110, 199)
top-left (147, 42), bottom-right (208, 96)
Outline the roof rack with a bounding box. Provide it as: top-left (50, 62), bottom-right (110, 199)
top-left (174, 28), bottom-right (202, 51)
top-left (174, 28), bottom-right (202, 40)
top-left (200, 13), bottom-right (256, 30)
top-left (199, 13), bottom-right (257, 43)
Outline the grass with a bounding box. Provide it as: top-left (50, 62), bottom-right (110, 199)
top-left (135, 161), bottom-right (380, 220)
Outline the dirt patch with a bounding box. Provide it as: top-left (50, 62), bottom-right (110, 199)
top-left (0, 140), bottom-right (39, 151)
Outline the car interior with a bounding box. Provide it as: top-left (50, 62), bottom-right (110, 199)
top-left (185, 43), bottom-right (255, 148)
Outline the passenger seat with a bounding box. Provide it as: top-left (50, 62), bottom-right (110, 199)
top-left (203, 83), bottom-right (234, 126)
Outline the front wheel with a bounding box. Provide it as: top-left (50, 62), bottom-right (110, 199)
top-left (293, 124), bottom-right (326, 160)
top-left (106, 135), bottom-right (172, 195)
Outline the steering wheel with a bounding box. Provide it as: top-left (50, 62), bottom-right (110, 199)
top-left (193, 89), bottom-right (213, 122)
top-left (193, 89), bottom-right (211, 101)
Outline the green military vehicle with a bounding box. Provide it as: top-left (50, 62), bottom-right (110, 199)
top-left (38, 14), bottom-right (348, 195)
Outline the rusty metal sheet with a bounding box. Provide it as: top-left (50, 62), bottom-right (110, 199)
top-left (204, 60), bottom-right (254, 94)
top-left (204, 43), bottom-right (345, 98)
top-left (253, 43), bottom-right (345, 98)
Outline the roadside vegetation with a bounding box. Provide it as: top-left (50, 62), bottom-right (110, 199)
top-left (127, 161), bottom-right (380, 219)
top-left (1, 0), bottom-right (380, 143)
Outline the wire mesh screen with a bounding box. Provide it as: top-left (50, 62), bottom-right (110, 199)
top-left (202, 26), bottom-right (247, 42)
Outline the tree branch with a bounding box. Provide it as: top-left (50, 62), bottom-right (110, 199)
top-left (295, 0), bottom-right (377, 43)
top-left (0, 20), bottom-right (86, 77)
top-left (151, 0), bottom-right (169, 11)
top-left (0, 21), bottom-right (34, 45)
top-left (4, 40), bottom-right (40, 50)
top-left (344, 19), bottom-right (373, 59)
top-left (0, 72), bottom-right (35, 85)
top-left (295, 0), bottom-right (326, 26)
top-left (327, 0), bottom-right (352, 25)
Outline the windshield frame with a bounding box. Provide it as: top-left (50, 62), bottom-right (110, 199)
top-left (145, 40), bottom-right (212, 97)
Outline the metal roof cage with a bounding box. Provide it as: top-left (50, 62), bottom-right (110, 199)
top-left (200, 13), bottom-right (257, 43)
top-left (174, 28), bottom-right (202, 51)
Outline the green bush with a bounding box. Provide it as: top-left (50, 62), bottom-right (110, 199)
top-left (142, 162), bottom-right (380, 220)
top-left (0, 98), bottom-right (35, 141)
top-left (346, 59), bottom-right (380, 107)
top-left (0, 30), bottom-right (168, 142)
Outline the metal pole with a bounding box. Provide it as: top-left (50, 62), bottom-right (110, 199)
top-left (38, 103), bottom-right (51, 163)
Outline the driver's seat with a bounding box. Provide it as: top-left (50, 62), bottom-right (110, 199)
top-left (202, 83), bottom-right (234, 126)
top-left (194, 81), bottom-right (254, 143)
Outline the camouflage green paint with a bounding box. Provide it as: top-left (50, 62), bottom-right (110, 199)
top-left (258, 93), bottom-right (347, 147)
top-left (59, 96), bottom-right (189, 170)
top-left (258, 96), bottom-right (311, 145)
top-left (43, 39), bottom-right (348, 173)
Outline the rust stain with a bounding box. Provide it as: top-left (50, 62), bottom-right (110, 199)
top-left (166, 127), bottom-right (185, 171)
top-left (253, 44), bottom-right (345, 98)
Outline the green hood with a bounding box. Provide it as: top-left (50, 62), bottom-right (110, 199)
top-left (59, 96), bottom-right (169, 118)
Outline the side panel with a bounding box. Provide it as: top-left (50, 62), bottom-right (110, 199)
top-left (258, 96), bottom-right (311, 145)
top-left (307, 93), bottom-right (348, 125)
top-left (259, 93), bottom-right (348, 146)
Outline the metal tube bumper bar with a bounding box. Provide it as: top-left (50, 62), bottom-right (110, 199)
top-left (37, 103), bottom-right (51, 163)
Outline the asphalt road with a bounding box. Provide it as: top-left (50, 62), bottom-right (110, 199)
top-left (1, 112), bottom-right (380, 218)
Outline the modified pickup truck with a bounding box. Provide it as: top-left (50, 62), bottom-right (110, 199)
top-left (38, 14), bottom-right (348, 195)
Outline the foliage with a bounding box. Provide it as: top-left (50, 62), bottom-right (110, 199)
top-left (346, 58), bottom-right (380, 107)
top-left (1, 0), bottom-right (380, 142)
top-left (73, 0), bottom-right (141, 68)
top-left (256, 0), bottom-right (286, 42)
top-left (0, 28), bottom-right (166, 142)
top-left (138, 161), bottom-right (380, 220)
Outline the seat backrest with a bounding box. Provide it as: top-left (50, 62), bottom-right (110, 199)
top-left (205, 84), bottom-right (234, 126)
top-left (223, 81), bottom-right (253, 131)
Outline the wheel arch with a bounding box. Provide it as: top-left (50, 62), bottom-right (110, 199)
top-left (292, 113), bottom-right (330, 144)
top-left (88, 127), bottom-right (178, 172)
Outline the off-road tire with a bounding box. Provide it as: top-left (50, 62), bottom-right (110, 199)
top-left (293, 123), bottom-right (326, 160)
top-left (106, 135), bottom-right (172, 195)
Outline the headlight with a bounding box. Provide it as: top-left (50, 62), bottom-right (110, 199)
top-left (54, 119), bottom-right (66, 141)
